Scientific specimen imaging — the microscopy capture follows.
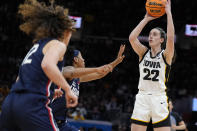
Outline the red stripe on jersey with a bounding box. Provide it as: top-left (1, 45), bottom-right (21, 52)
top-left (45, 80), bottom-right (58, 131)
top-left (46, 80), bottom-right (52, 97)
top-left (45, 99), bottom-right (59, 131)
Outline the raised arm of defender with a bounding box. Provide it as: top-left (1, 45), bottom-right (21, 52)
top-left (62, 45), bottom-right (125, 82)
top-left (80, 44), bottom-right (125, 82)
top-left (62, 66), bottom-right (109, 79)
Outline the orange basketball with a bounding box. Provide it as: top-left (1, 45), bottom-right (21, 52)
top-left (145, 0), bottom-right (166, 18)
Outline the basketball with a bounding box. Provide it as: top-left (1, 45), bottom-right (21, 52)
top-left (145, 0), bottom-right (166, 17)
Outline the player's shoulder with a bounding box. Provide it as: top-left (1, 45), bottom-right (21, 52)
top-left (139, 49), bottom-right (149, 63)
top-left (45, 39), bottom-right (67, 53)
top-left (42, 39), bottom-right (67, 55)
top-left (48, 39), bottom-right (66, 48)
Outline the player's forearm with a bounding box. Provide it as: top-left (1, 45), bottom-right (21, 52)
top-left (71, 67), bottom-right (99, 78)
top-left (109, 58), bottom-right (121, 69)
top-left (91, 73), bottom-right (107, 80)
top-left (175, 125), bottom-right (186, 130)
top-left (166, 12), bottom-right (175, 52)
top-left (80, 73), bottom-right (106, 82)
top-left (42, 64), bottom-right (70, 92)
top-left (129, 18), bottom-right (149, 42)
top-left (63, 67), bottom-right (98, 79)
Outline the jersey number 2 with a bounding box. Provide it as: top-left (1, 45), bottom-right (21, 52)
top-left (22, 44), bottom-right (39, 65)
top-left (143, 68), bottom-right (159, 81)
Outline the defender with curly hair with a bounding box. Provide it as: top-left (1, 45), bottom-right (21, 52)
top-left (0, 0), bottom-right (77, 130)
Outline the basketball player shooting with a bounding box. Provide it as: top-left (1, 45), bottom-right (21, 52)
top-left (129, 0), bottom-right (175, 131)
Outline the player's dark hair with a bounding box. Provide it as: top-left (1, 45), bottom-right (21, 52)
top-left (64, 47), bottom-right (80, 66)
top-left (155, 27), bottom-right (166, 49)
top-left (155, 27), bottom-right (176, 64)
top-left (168, 98), bottom-right (175, 105)
top-left (18, 0), bottom-right (75, 42)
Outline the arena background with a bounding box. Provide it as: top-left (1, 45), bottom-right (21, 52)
top-left (0, 0), bottom-right (197, 130)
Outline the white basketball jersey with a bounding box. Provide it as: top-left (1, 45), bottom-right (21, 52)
top-left (138, 50), bottom-right (171, 93)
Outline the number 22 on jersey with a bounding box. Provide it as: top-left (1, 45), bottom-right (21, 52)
top-left (143, 68), bottom-right (159, 81)
top-left (22, 44), bottom-right (39, 65)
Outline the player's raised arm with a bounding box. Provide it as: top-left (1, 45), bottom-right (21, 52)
top-left (109, 44), bottom-right (125, 69)
top-left (80, 44), bottom-right (125, 82)
top-left (79, 65), bottom-right (111, 82)
top-left (129, 13), bottom-right (156, 60)
top-left (163, 0), bottom-right (175, 65)
top-left (63, 66), bottom-right (106, 79)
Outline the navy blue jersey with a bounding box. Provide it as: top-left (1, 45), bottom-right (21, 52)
top-left (0, 38), bottom-right (65, 131)
top-left (51, 78), bottom-right (80, 121)
top-left (11, 38), bottom-right (64, 98)
top-left (70, 78), bottom-right (80, 97)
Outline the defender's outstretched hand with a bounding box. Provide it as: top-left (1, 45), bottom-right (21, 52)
top-left (105, 44), bottom-right (126, 72)
top-left (117, 44), bottom-right (125, 63)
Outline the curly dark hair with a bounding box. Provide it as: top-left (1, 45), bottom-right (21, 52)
top-left (18, 0), bottom-right (75, 42)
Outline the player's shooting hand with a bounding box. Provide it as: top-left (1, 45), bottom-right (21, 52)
top-left (117, 44), bottom-right (125, 63)
top-left (144, 12), bottom-right (157, 21)
top-left (53, 88), bottom-right (63, 99)
top-left (65, 88), bottom-right (78, 108)
top-left (165, 0), bottom-right (171, 14)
